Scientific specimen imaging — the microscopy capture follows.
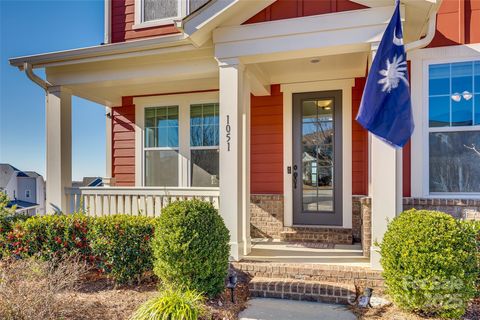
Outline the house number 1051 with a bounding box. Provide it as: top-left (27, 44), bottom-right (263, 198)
top-left (226, 115), bottom-right (231, 151)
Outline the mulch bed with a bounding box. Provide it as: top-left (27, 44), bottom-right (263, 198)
top-left (351, 297), bottom-right (480, 320)
top-left (56, 272), bottom-right (250, 320)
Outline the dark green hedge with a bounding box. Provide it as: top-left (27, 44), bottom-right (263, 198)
top-left (1, 214), bottom-right (155, 283)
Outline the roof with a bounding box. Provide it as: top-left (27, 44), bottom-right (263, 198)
top-left (7, 200), bottom-right (39, 209)
top-left (23, 171), bottom-right (42, 178)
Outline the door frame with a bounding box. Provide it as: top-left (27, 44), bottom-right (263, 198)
top-left (292, 90), bottom-right (343, 226)
top-left (281, 79), bottom-right (354, 228)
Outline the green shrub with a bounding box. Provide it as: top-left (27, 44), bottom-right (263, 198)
top-left (0, 191), bottom-right (30, 258)
top-left (152, 200), bottom-right (230, 297)
top-left (380, 209), bottom-right (479, 319)
top-left (130, 286), bottom-right (205, 320)
top-left (5, 214), bottom-right (91, 260)
top-left (88, 214), bottom-right (155, 283)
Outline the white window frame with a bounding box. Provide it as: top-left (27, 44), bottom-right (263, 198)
top-left (134, 92), bottom-right (219, 187)
top-left (25, 189), bottom-right (30, 198)
top-left (133, 0), bottom-right (187, 30)
top-left (409, 44), bottom-right (480, 198)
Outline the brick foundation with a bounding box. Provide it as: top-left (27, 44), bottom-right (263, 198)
top-left (360, 197), bottom-right (372, 258)
top-left (250, 194), bottom-right (284, 238)
top-left (403, 198), bottom-right (480, 220)
top-left (250, 194), bottom-right (365, 245)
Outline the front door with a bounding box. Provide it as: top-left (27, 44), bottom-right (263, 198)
top-left (292, 91), bottom-right (343, 226)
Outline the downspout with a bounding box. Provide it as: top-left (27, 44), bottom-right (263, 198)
top-left (23, 62), bottom-right (52, 92)
top-left (405, 1), bottom-right (440, 52)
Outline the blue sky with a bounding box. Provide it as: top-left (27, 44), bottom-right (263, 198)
top-left (0, 0), bottom-right (106, 181)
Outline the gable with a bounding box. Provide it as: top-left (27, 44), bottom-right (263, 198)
top-left (244, 0), bottom-right (368, 24)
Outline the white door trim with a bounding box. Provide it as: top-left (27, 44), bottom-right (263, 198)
top-left (281, 79), bottom-right (354, 228)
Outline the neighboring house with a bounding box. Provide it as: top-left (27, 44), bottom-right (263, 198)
top-left (8, 0), bottom-right (480, 271)
top-left (0, 164), bottom-right (46, 215)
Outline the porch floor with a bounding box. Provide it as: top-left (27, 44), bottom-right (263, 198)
top-left (244, 239), bottom-right (369, 266)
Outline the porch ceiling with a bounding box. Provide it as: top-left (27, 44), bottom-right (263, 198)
top-left (45, 46), bottom-right (219, 106)
top-left (258, 52), bottom-right (368, 84)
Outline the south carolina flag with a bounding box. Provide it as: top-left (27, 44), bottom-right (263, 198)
top-left (356, 1), bottom-right (414, 148)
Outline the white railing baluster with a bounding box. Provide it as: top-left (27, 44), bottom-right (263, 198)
top-left (64, 187), bottom-right (219, 217)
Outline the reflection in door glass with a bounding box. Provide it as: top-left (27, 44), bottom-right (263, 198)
top-left (302, 99), bottom-right (334, 212)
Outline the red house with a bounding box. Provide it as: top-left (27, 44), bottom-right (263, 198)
top-left (9, 0), bottom-right (480, 279)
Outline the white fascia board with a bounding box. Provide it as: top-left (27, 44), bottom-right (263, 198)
top-left (181, 0), bottom-right (275, 47)
top-left (213, 6), bottom-right (402, 44)
top-left (9, 33), bottom-right (189, 69)
top-left (213, 6), bottom-right (403, 61)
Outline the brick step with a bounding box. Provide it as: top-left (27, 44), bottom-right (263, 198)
top-left (233, 261), bottom-right (384, 292)
top-left (280, 226), bottom-right (353, 244)
top-left (249, 277), bottom-right (356, 304)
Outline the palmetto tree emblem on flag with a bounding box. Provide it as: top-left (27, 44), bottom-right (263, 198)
top-left (378, 54), bottom-right (409, 93)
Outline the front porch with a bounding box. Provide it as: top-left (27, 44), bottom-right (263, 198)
top-left (9, 3), bottom-right (440, 269)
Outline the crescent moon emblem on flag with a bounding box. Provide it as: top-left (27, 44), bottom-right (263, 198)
top-left (393, 27), bottom-right (403, 46)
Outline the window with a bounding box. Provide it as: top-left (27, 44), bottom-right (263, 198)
top-left (137, 0), bottom-right (210, 26)
top-left (144, 106), bottom-right (179, 186)
top-left (25, 190), bottom-right (30, 198)
top-left (190, 103), bottom-right (219, 187)
top-left (143, 0), bottom-right (179, 22)
top-left (428, 60), bottom-right (480, 193)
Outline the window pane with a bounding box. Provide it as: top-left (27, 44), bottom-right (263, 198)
top-left (145, 127), bottom-right (156, 148)
top-left (429, 96), bottom-right (450, 127)
top-left (145, 108), bottom-right (156, 127)
top-left (191, 149), bottom-right (219, 187)
top-left (429, 64), bottom-right (450, 96)
top-left (191, 125), bottom-right (202, 146)
top-left (191, 105), bottom-right (202, 126)
top-left (144, 0), bottom-right (178, 21)
top-left (145, 150), bottom-right (179, 186)
top-left (189, 0), bottom-right (209, 13)
top-left (190, 103), bottom-right (219, 146)
top-left (429, 131), bottom-right (480, 192)
top-left (451, 62), bottom-right (473, 94)
top-left (451, 98), bottom-right (473, 126)
top-left (167, 126), bottom-right (178, 147)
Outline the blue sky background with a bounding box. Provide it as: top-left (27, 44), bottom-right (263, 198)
top-left (0, 0), bottom-right (106, 181)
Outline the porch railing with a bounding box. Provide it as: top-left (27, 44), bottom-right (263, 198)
top-left (65, 187), bottom-right (220, 217)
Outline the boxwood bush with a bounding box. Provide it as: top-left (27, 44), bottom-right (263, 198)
top-left (152, 200), bottom-right (230, 297)
top-left (89, 214), bottom-right (155, 283)
top-left (380, 209), bottom-right (479, 319)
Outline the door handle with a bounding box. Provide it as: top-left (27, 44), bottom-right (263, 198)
top-left (293, 172), bottom-right (298, 189)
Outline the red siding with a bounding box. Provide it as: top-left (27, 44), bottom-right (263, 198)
top-left (250, 85), bottom-right (284, 194)
top-left (111, 0), bottom-right (180, 43)
top-left (352, 77), bottom-right (368, 195)
top-left (112, 97), bottom-right (136, 186)
top-left (429, 0), bottom-right (480, 47)
top-left (244, 0), bottom-right (367, 24)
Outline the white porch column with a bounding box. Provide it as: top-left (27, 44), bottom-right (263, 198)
top-left (218, 58), bottom-right (251, 260)
top-left (46, 86), bottom-right (72, 213)
top-left (369, 43), bottom-right (403, 270)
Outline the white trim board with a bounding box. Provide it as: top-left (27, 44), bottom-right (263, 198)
top-left (281, 79), bottom-right (354, 228)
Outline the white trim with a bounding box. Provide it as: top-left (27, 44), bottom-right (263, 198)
top-left (213, 6), bottom-right (402, 63)
top-left (133, 0), bottom-right (186, 30)
top-left (134, 91), bottom-right (219, 187)
top-left (106, 107), bottom-right (112, 178)
top-left (409, 44), bottom-right (480, 198)
top-left (280, 79), bottom-right (354, 228)
top-left (104, 0), bottom-right (111, 44)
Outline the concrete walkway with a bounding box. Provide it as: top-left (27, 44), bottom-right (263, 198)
top-left (239, 298), bottom-right (357, 320)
